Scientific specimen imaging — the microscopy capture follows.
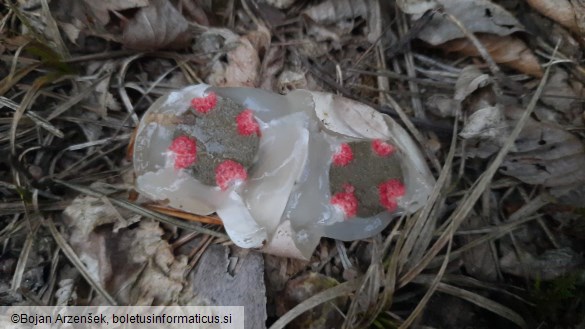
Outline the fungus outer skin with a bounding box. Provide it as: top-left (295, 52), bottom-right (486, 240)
top-left (133, 85), bottom-right (435, 258)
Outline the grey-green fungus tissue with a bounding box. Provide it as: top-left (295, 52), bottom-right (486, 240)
top-left (133, 84), bottom-right (435, 259)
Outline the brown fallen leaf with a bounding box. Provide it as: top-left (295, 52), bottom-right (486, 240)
top-left (122, 0), bottom-right (191, 50)
top-left (440, 34), bottom-right (543, 77)
top-left (524, 0), bottom-right (585, 38)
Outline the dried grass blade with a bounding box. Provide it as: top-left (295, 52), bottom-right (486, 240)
top-left (412, 277), bottom-right (528, 329)
top-left (10, 221), bottom-right (39, 291)
top-left (0, 96), bottom-right (64, 138)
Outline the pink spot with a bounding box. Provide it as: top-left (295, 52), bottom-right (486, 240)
top-left (191, 92), bottom-right (217, 114)
top-left (332, 143), bottom-right (353, 167)
top-left (236, 109), bottom-right (261, 136)
top-left (331, 184), bottom-right (358, 218)
top-left (372, 139), bottom-right (395, 157)
top-left (378, 179), bottom-right (405, 212)
top-left (168, 136), bottom-right (197, 169)
top-left (215, 160), bottom-right (248, 190)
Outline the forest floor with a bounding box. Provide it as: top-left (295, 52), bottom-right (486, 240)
top-left (1, 0), bottom-right (585, 328)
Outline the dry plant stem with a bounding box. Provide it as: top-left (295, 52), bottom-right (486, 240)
top-left (117, 54), bottom-right (144, 125)
top-left (399, 11), bottom-right (425, 119)
top-left (398, 42), bottom-right (560, 289)
top-left (442, 12), bottom-right (503, 95)
top-left (145, 205), bottom-right (223, 226)
top-left (44, 217), bottom-right (118, 305)
top-left (186, 235), bottom-right (214, 276)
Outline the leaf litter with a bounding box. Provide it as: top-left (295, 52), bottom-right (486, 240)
top-left (1, 0), bottom-right (585, 328)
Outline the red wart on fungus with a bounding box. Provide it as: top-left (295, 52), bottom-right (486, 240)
top-left (191, 92), bottom-right (218, 114)
top-left (168, 136), bottom-right (197, 169)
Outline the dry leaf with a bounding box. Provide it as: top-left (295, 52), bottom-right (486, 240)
top-left (63, 197), bottom-right (192, 305)
top-left (302, 0), bottom-right (369, 24)
top-left (302, 0), bottom-right (384, 42)
top-left (122, 0), bottom-right (191, 50)
top-left (460, 105), bottom-right (505, 140)
top-left (525, 0), bottom-right (585, 37)
top-left (541, 68), bottom-right (579, 115)
top-left (501, 120), bottom-right (585, 188)
top-left (454, 65), bottom-right (492, 101)
top-left (441, 34), bottom-right (543, 77)
top-left (416, 0), bottom-right (523, 45)
top-left (207, 28), bottom-right (270, 87)
top-left (500, 248), bottom-right (583, 280)
top-left (260, 0), bottom-right (297, 9)
top-left (83, 0), bottom-right (149, 25)
top-left (397, 0), bottom-right (438, 15)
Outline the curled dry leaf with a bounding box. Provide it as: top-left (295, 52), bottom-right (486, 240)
top-left (122, 0), bottom-right (191, 50)
top-left (63, 197), bottom-right (192, 305)
top-left (207, 27), bottom-right (270, 87)
top-left (460, 105), bottom-right (505, 140)
top-left (441, 34), bottom-right (543, 77)
top-left (415, 0), bottom-right (524, 45)
top-left (454, 65), bottom-right (492, 101)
